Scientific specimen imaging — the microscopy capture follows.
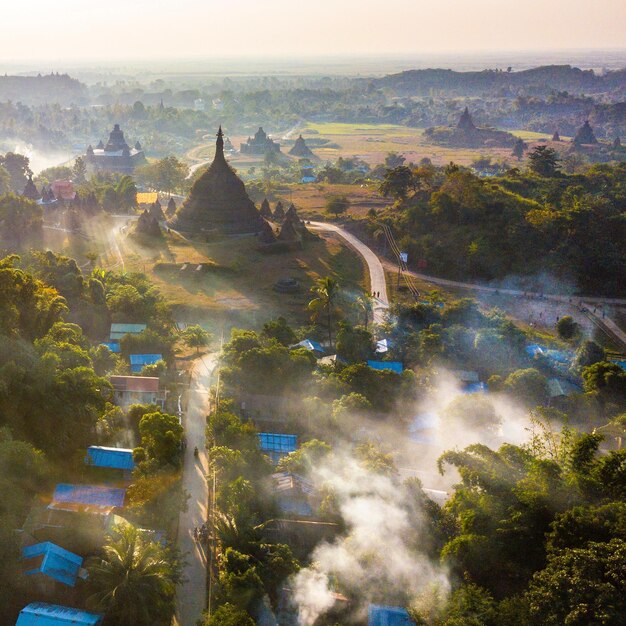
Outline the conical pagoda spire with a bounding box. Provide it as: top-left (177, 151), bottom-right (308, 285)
top-left (215, 126), bottom-right (226, 164)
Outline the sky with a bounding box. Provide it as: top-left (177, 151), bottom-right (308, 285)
top-left (2, 0), bottom-right (625, 62)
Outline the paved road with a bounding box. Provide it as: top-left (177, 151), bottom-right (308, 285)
top-left (309, 221), bottom-right (626, 349)
top-left (177, 353), bottom-right (216, 626)
top-left (310, 222), bottom-right (389, 325)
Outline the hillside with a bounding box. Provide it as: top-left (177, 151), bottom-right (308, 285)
top-left (371, 64), bottom-right (626, 96)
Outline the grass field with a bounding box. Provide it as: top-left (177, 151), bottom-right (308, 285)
top-left (299, 122), bottom-right (519, 166)
top-left (274, 183), bottom-right (389, 220)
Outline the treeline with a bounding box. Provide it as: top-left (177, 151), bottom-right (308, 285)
top-left (0, 253), bottom-right (187, 624)
top-left (372, 153), bottom-right (626, 295)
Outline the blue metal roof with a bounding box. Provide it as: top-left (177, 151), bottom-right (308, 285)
top-left (86, 446), bottom-right (135, 471)
top-left (129, 354), bottom-right (163, 373)
top-left (462, 382), bottom-right (489, 394)
top-left (611, 359), bottom-right (626, 371)
top-left (367, 360), bottom-right (404, 373)
top-left (292, 339), bottom-right (325, 354)
top-left (22, 542), bottom-right (83, 587)
top-left (100, 342), bottom-right (121, 353)
top-left (258, 433), bottom-right (297, 463)
top-left (109, 323), bottom-right (147, 340)
top-left (369, 605), bottom-right (415, 626)
top-left (52, 484), bottom-right (126, 508)
top-left (16, 603), bottom-right (103, 626)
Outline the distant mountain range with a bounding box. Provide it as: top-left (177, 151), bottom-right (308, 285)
top-left (370, 65), bottom-right (626, 96)
top-left (0, 73), bottom-right (87, 105)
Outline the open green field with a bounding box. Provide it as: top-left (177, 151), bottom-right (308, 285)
top-left (298, 122), bottom-right (517, 166)
top-left (42, 213), bottom-right (368, 331)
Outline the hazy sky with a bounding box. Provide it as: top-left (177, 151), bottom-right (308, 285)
top-left (2, 0), bottom-right (625, 61)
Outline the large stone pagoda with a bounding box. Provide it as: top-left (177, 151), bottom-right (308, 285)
top-left (289, 135), bottom-right (315, 158)
top-left (169, 127), bottom-right (264, 234)
top-left (240, 127), bottom-right (281, 155)
top-left (84, 124), bottom-right (146, 175)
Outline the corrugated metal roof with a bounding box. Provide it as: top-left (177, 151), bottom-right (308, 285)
top-left (547, 377), bottom-right (582, 398)
top-left (367, 360), bottom-right (404, 374)
top-left (291, 339), bottom-right (325, 354)
top-left (368, 604), bottom-right (415, 626)
top-left (86, 446), bottom-right (135, 471)
top-left (109, 375), bottom-right (159, 392)
top-left (16, 603), bottom-right (103, 626)
top-left (129, 354), bottom-right (163, 373)
top-left (110, 323), bottom-right (146, 340)
top-left (22, 542), bottom-right (83, 587)
top-left (100, 342), bottom-right (121, 353)
top-left (258, 433), bottom-right (297, 463)
top-left (52, 484), bottom-right (126, 508)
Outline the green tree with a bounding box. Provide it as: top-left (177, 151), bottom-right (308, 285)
top-left (528, 146), bottom-right (560, 177)
top-left (309, 276), bottom-right (340, 349)
top-left (573, 339), bottom-right (606, 371)
top-left (0, 152), bottom-right (32, 191)
top-left (325, 194), bottom-right (350, 217)
top-left (556, 315), bottom-right (579, 340)
top-left (138, 411), bottom-right (183, 467)
top-left (0, 193), bottom-right (43, 248)
top-left (87, 524), bottom-right (180, 626)
top-left (181, 324), bottom-right (211, 353)
top-left (582, 361), bottom-right (626, 404)
top-left (379, 165), bottom-right (417, 200)
top-left (512, 138), bottom-right (525, 161)
top-left (135, 156), bottom-right (189, 194)
top-left (262, 317), bottom-right (296, 346)
top-left (0, 166), bottom-right (10, 195)
top-left (72, 156), bottom-right (87, 184)
top-left (504, 368), bottom-right (549, 406)
top-left (203, 604), bottom-right (255, 626)
top-left (335, 322), bottom-right (373, 362)
top-left (526, 539), bottom-right (626, 625)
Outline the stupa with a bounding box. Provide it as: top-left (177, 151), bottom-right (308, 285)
top-left (573, 121), bottom-right (598, 145)
top-left (552, 131), bottom-right (561, 142)
top-left (166, 197), bottom-right (177, 217)
top-left (259, 198), bottom-right (272, 219)
top-left (22, 175), bottom-right (40, 201)
top-left (273, 201), bottom-right (285, 220)
top-left (169, 127), bottom-right (264, 234)
top-left (457, 107), bottom-right (476, 132)
top-left (289, 135), bottom-right (315, 158)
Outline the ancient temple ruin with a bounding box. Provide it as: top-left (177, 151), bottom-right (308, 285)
top-left (169, 127), bottom-right (263, 235)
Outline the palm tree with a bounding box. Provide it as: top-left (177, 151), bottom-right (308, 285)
top-left (87, 524), bottom-right (180, 626)
top-left (308, 276), bottom-right (339, 349)
top-left (355, 293), bottom-right (374, 328)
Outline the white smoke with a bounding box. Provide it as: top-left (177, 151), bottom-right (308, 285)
top-left (1, 140), bottom-right (73, 175)
top-left (291, 451), bottom-right (449, 624)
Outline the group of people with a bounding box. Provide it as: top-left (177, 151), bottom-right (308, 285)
top-left (194, 523), bottom-right (208, 543)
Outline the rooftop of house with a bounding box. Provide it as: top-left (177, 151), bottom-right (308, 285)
top-left (16, 603), bottom-right (103, 626)
top-left (109, 375), bottom-right (160, 393)
top-left (22, 541), bottom-right (83, 587)
top-left (51, 484), bottom-right (126, 510)
top-left (109, 323), bottom-right (147, 340)
top-left (86, 446), bottom-right (135, 471)
top-left (367, 360), bottom-right (404, 374)
top-left (368, 604), bottom-right (415, 626)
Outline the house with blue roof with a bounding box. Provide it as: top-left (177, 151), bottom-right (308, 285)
top-left (129, 353), bottom-right (163, 373)
top-left (50, 484), bottom-right (126, 512)
top-left (367, 360), bottom-right (404, 374)
top-left (100, 341), bottom-right (121, 353)
top-left (258, 433), bottom-right (297, 464)
top-left (16, 603), bottom-right (103, 626)
top-left (22, 542), bottom-right (84, 588)
top-left (290, 339), bottom-right (325, 356)
top-left (369, 604), bottom-right (415, 626)
top-left (85, 446), bottom-right (135, 472)
top-left (109, 323), bottom-right (147, 341)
